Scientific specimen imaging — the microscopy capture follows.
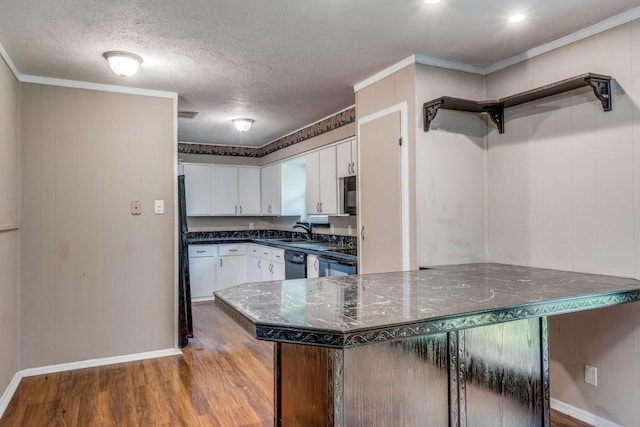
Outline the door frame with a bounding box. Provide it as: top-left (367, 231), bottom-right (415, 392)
top-left (357, 102), bottom-right (410, 271)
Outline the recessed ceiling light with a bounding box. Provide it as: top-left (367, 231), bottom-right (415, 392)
top-left (508, 13), bottom-right (525, 23)
top-left (424, 0), bottom-right (441, 4)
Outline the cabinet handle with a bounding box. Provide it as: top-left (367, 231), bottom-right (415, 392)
top-left (196, 250), bottom-right (206, 254)
top-left (239, 206), bottom-right (242, 214)
top-left (269, 264), bottom-right (273, 273)
top-left (320, 202), bottom-right (323, 213)
top-left (348, 162), bottom-right (352, 175)
top-left (361, 226), bottom-right (365, 241)
top-left (258, 260), bottom-right (261, 269)
top-left (314, 259), bottom-right (318, 271)
top-left (316, 202), bottom-right (320, 213)
top-left (228, 249), bottom-right (237, 252)
top-left (235, 205), bottom-right (238, 214)
top-left (219, 258), bottom-right (223, 267)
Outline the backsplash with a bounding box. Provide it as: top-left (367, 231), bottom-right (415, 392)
top-left (188, 230), bottom-right (356, 248)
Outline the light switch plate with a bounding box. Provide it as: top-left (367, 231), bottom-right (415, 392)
top-left (154, 200), bottom-right (165, 214)
top-left (131, 200), bottom-right (142, 215)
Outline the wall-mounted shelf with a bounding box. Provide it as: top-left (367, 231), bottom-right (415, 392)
top-left (423, 73), bottom-right (612, 134)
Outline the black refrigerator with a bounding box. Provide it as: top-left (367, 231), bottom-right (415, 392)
top-left (178, 175), bottom-right (193, 346)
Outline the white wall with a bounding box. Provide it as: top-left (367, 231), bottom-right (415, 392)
top-left (486, 22), bottom-right (640, 426)
top-left (0, 55), bottom-right (19, 405)
top-left (415, 64), bottom-right (487, 266)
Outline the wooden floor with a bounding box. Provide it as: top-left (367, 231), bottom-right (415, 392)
top-left (1, 301), bottom-right (590, 426)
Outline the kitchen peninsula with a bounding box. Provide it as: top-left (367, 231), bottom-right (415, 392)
top-left (215, 263), bottom-right (640, 427)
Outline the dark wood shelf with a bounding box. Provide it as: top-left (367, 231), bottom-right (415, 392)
top-left (423, 73), bottom-right (612, 134)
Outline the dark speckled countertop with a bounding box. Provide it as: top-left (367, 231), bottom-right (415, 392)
top-left (214, 263), bottom-right (640, 348)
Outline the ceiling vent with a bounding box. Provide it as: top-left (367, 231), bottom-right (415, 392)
top-left (178, 111), bottom-right (199, 119)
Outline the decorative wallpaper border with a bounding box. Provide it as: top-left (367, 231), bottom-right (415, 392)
top-left (178, 107), bottom-right (356, 158)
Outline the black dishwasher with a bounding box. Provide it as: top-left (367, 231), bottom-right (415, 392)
top-left (284, 250), bottom-right (307, 279)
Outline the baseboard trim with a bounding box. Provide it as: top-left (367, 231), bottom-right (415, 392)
top-left (19, 348), bottom-right (182, 378)
top-left (0, 372), bottom-right (22, 419)
top-left (551, 397), bottom-right (623, 427)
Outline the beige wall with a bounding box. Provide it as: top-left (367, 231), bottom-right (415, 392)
top-left (20, 84), bottom-right (176, 368)
top-left (355, 64), bottom-right (418, 270)
top-left (0, 57), bottom-right (19, 399)
top-left (184, 124), bottom-right (357, 236)
top-left (415, 64), bottom-right (487, 267)
top-left (486, 22), bottom-right (640, 426)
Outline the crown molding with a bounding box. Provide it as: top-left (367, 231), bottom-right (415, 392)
top-left (20, 74), bottom-right (177, 99)
top-left (353, 55), bottom-right (416, 92)
top-left (484, 4), bottom-right (640, 75)
top-left (353, 4), bottom-right (640, 90)
top-left (0, 40), bottom-right (20, 80)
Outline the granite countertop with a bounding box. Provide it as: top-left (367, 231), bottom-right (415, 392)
top-left (214, 263), bottom-right (640, 348)
top-left (189, 235), bottom-right (357, 264)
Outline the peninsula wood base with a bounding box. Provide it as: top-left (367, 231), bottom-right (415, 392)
top-left (274, 317), bottom-right (548, 427)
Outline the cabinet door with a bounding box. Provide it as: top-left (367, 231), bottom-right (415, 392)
top-left (183, 164), bottom-right (212, 215)
top-left (306, 254), bottom-right (319, 278)
top-left (271, 261), bottom-right (285, 281)
top-left (336, 141), bottom-right (353, 178)
top-left (261, 164), bottom-right (281, 215)
top-left (350, 139), bottom-right (357, 176)
top-left (305, 151), bottom-right (320, 214)
top-left (213, 166), bottom-right (239, 215)
top-left (260, 260), bottom-right (274, 282)
top-left (216, 255), bottom-right (248, 291)
top-left (189, 256), bottom-right (216, 299)
top-left (238, 167), bottom-right (261, 215)
top-left (248, 255), bottom-right (262, 282)
top-left (319, 146), bottom-right (338, 214)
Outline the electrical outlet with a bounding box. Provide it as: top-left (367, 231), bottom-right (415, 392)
top-left (249, 222), bottom-right (254, 230)
top-left (347, 225), bottom-right (352, 235)
top-left (585, 364), bottom-right (598, 386)
top-left (131, 200), bottom-right (142, 215)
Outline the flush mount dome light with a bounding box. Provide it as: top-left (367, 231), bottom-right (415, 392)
top-left (424, 0), bottom-right (441, 4)
top-left (508, 13), bottom-right (525, 23)
top-left (103, 51), bottom-right (143, 79)
top-left (232, 118), bottom-right (254, 132)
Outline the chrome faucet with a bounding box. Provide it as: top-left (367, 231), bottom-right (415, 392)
top-left (293, 221), bottom-right (313, 240)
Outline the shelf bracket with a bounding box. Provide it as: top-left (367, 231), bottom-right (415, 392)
top-left (585, 77), bottom-right (612, 111)
top-left (485, 106), bottom-right (505, 134)
top-left (423, 102), bottom-right (441, 132)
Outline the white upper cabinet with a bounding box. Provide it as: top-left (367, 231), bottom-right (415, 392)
top-left (337, 139), bottom-right (357, 178)
top-left (261, 163), bottom-right (281, 215)
top-left (306, 146), bottom-right (338, 215)
top-left (238, 167), bottom-right (261, 215)
top-left (213, 166), bottom-right (239, 215)
top-left (213, 166), bottom-right (260, 215)
top-left (183, 164), bottom-right (214, 216)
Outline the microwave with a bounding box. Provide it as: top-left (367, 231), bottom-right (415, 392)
top-left (342, 176), bottom-right (357, 215)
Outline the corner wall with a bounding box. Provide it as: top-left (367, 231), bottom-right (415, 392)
top-left (485, 22), bottom-right (640, 426)
top-left (0, 55), bottom-right (19, 406)
top-left (20, 83), bottom-right (176, 368)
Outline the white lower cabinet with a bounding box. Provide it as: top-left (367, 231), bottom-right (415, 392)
top-left (216, 244), bottom-right (248, 291)
top-left (188, 245), bottom-right (218, 300)
top-left (307, 254), bottom-right (319, 278)
top-left (248, 245), bottom-right (285, 282)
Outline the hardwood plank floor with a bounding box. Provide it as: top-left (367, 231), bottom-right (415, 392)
top-left (1, 301), bottom-right (590, 426)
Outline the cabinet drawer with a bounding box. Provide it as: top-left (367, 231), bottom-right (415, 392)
top-left (258, 246), bottom-right (272, 259)
top-left (272, 248), bottom-right (285, 263)
top-left (218, 244), bottom-right (247, 256)
top-left (189, 245), bottom-right (217, 258)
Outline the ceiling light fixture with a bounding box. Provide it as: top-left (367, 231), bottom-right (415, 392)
top-left (424, 0), bottom-right (441, 4)
top-left (232, 118), bottom-right (254, 132)
top-left (508, 13), bottom-right (525, 23)
top-left (103, 51), bottom-right (144, 79)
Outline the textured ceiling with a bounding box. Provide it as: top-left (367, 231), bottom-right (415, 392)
top-left (1, 0), bottom-right (639, 147)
